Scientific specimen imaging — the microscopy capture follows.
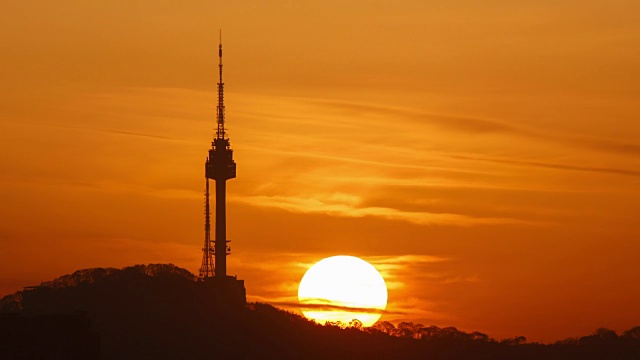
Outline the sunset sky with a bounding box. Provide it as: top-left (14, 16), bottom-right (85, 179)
top-left (1, 1), bottom-right (640, 342)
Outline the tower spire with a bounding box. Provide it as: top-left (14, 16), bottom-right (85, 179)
top-left (216, 30), bottom-right (225, 140)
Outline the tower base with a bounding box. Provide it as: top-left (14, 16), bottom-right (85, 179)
top-left (200, 276), bottom-right (246, 308)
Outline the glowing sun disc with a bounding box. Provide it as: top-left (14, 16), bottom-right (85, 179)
top-left (298, 255), bottom-right (388, 327)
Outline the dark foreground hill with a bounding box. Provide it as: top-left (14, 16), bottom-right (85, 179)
top-left (1, 264), bottom-right (640, 360)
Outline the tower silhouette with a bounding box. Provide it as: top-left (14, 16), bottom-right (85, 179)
top-left (199, 35), bottom-right (236, 279)
top-left (197, 34), bottom-right (245, 305)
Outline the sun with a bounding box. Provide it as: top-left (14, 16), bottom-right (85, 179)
top-left (297, 255), bottom-right (388, 327)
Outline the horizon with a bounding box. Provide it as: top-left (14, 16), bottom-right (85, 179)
top-left (1, 1), bottom-right (640, 343)
top-left (4, 261), bottom-right (640, 345)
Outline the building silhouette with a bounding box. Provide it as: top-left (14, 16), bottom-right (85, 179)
top-left (198, 35), bottom-right (246, 306)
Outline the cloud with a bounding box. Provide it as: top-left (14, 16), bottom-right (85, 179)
top-left (276, 299), bottom-right (405, 315)
top-left (450, 154), bottom-right (640, 177)
top-left (248, 296), bottom-right (404, 316)
top-left (19, 115), bottom-right (182, 142)
top-left (313, 99), bottom-right (517, 134)
top-left (99, 129), bottom-right (179, 141)
top-left (570, 136), bottom-right (640, 157)
top-left (247, 298), bottom-right (402, 317)
top-left (232, 194), bottom-right (529, 226)
top-left (367, 254), bottom-right (449, 265)
top-left (240, 144), bottom-right (492, 176)
top-left (311, 98), bottom-right (640, 157)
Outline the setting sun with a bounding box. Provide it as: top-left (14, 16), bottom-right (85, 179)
top-left (297, 255), bottom-right (388, 327)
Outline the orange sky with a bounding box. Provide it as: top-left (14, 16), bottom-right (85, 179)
top-left (1, 1), bottom-right (640, 342)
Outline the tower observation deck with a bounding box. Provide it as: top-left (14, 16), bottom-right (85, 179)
top-left (198, 34), bottom-right (245, 306)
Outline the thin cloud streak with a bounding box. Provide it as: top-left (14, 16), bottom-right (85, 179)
top-left (569, 136), bottom-right (640, 158)
top-left (277, 300), bottom-right (404, 315)
top-left (313, 100), bottom-right (517, 134)
top-left (30, 122), bottom-right (181, 141)
top-left (366, 255), bottom-right (449, 265)
top-left (101, 129), bottom-right (179, 141)
top-left (239, 145), bottom-right (493, 176)
top-left (232, 194), bottom-right (531, 227)
top-left (312, 99), bottom-right (640, 157)
top-left (451, 154), bottom-right (640, 177)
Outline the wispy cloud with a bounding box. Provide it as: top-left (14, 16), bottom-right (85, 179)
top-left (232, 194), bottom-right (529, 226)
top-left (313, 100), bottom-right (517, 134)
top-left (100, 129), bottom-right (179, 141)
top-left (568, 136), bottom-right (640, 158)
top-left (239, 145), bottom-right (495, 178)
top-left (274, 299), bottom-right (404, 315)
top-left (311, 98), bottom-right (640, 157)
top-left (450, 154), bottom-right (640, 177)
top-left (33, 122), bottom-right (180, 141)
top-left (366, 255), bottom-right (449, 266)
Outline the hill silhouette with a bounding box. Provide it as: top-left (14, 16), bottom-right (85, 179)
top-left (2, 264), bottom-right (640, 359)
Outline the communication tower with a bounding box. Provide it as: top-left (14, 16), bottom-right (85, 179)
top-left (197, 35), bottom-right (245, 306)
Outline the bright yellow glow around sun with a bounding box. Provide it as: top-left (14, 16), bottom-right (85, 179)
top-left (298, 255), bottom-right (388, 327)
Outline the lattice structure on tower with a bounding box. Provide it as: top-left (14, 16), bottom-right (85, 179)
top-left (199, 179), bottom-right (214, 278)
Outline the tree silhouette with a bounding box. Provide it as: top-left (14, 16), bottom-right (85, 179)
top-left (2, 264), bottom-right (640, 360)
top-left (623, 326), bottom-right (640, 339)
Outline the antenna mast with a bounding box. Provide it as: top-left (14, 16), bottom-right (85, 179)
top-left (216, 30), bottom-right (226, 140)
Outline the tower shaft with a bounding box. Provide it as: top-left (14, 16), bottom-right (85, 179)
top-left (215, 178), bottom-right (227, 278)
